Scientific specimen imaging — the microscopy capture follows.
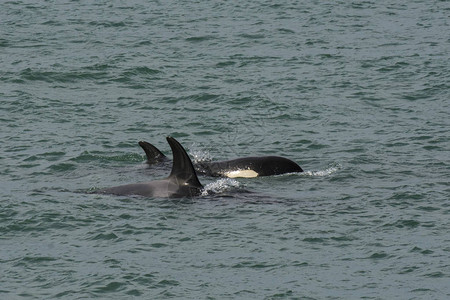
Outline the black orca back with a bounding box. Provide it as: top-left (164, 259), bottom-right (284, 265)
top-left (199, 156), bottom-right (303, 177)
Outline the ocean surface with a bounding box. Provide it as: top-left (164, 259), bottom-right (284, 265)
top-left (1, 1), bottom-right (449, 299)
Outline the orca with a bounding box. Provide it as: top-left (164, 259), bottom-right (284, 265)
top-left (139, 140), bottom-right (303, 178)
top-left (196, 156), bottom-right (303, 178)
top-left (97, 137), bottom-right (203, 198)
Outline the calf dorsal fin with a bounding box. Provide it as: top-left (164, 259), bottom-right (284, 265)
top-left (138, 141), bottom-right (167, 163)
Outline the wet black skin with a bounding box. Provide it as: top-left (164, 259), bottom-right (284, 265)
top-left (196, 156), bottom-right (303, 177)
top-left (139, 141), bottom-right (303, 177)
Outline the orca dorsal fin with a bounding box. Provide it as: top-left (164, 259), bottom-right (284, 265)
top-left (139, 141), bottom-right (167, 163)
top-left (166, 137), bottom-right (202, 188)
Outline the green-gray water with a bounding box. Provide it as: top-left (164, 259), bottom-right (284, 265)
top-left (1, 1), bottom-right (449, 299)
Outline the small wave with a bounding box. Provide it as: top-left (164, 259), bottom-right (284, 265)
top-left (18, 68), bottom-right (108, 83)
top-left (47, 162), bottom-right (77, 172)
top-left (185, 35), bottom-right (217, 43)
top-left (201, 178), bottom-right (241, 196)
top-left (122, 66), bottom-right (162, 76)
top-left (302, 163), bottom-right (341, 177)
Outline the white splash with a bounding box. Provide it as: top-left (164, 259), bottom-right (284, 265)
top-left (189, 149), bottom-right (212, 163)
top-left (302, 163), bottom-right (341, 177)
top-left (201, 178), bottom-right (241, 196)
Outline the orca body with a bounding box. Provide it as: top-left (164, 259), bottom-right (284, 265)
top-left (139, 141), bottom-right (303, 178)
top-left (196, 156), bottom-right (303, 178)
top-left (98, 137), bottom-right (203, 198)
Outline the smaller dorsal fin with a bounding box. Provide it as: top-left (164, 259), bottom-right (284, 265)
top-left (138, 141), bottom-right (167, 164)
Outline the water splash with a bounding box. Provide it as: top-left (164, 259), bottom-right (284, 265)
top-left (201, 178), bottom-right (241, 196)
top-left (302, 163), bottom-right (341, 177)
top-left (190, 149), bottom-right (212, 163)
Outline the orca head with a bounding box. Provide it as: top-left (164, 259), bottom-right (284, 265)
top-left (260, 156), bottom-right (303, 175)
